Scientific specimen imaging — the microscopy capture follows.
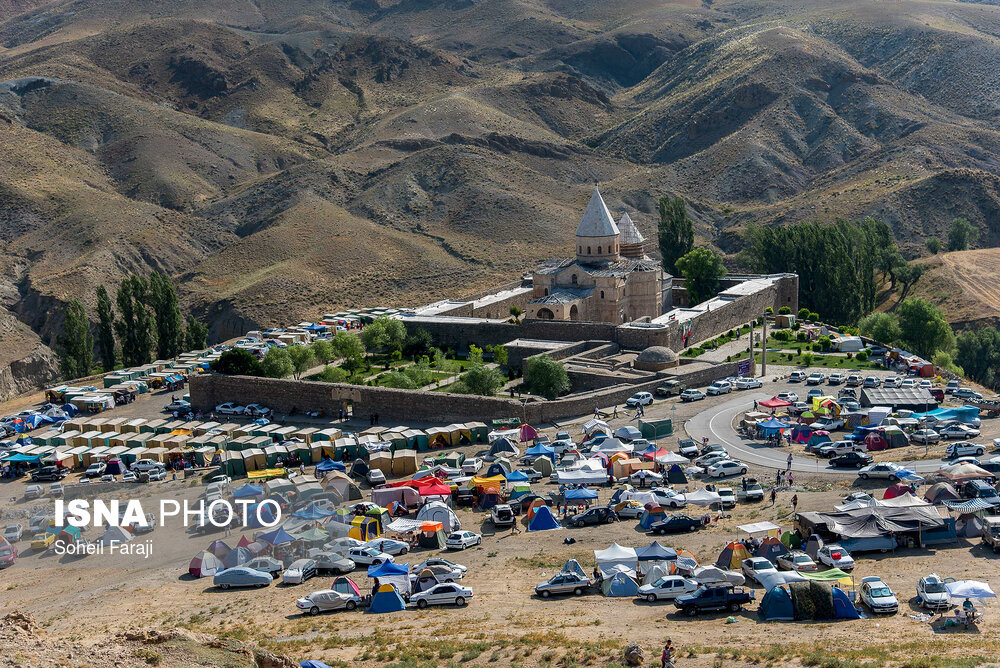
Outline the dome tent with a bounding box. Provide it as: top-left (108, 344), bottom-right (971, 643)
top-left (715, 542), bottom-right (752, 570)
top-left (189, 550), bottom-right (223, 578)
top-left (367, 583), bottom-right (406, 614)
top-left (527, 505), bottom-right (561, 532)
top-left (753, 536), bottom-right (789, 563)
top-left (600, 567), bottom-right (640, 597)
top-left (416, 501), bottom-right (461, 532)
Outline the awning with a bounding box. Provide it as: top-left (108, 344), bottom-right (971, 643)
top-left (943, 498), bottom-right (998, 513)
top-left (737, 521), bottom-right (781, 534)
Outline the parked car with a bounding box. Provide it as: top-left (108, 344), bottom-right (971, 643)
top-left (806, 388), bottom-right (823, 400)
top-left (3, 524), bottom-right (23, 543)
top-left (776, 392), bottom-right (799, 403)
top-left (789, 371), bottom-right (807, 382)
top-left (860, 576), bottom-right (898, 614)
top-left (733, 377), bottom-right (763, 390)
top-left (131, 513), bottom-right (157, 534)
top-left (297, 589), bottom-right (360, 615)
top-left (859, 462), bottom-right (906, 481)
top-left (741, 557), bottom-right (778, 584)
top-left (346, 546), bottom-right (393, 566)
top-left (24, 485), bottom-right (43, 500)
top-left (365, 538), bottom-right (410, 556)
top-left (625, 392), bottom-right (654, 407)
top-left (900, 379), bottom-right (917, 389)
top-left (312, 552), bottom-right (356, 574)
top-left (695, 453), bottom-right (730, 469)
top-left (717, 487), bottom-right (736, 509)
top-left (650, 487), bottom-right (687, 509)
top-left (940, 424), bottom-right (981, 439)
top-left (962, 480), bottom-right (1000, 504)
top-left (776, 550), bottom-right (818, 572)
top-left (736, 479), bottom-right (765, 502)
top-left (85, 461), bottom-right (107, 478)
top-left (445, 531), bottom-right (482, 550)
top-left (535, 572), bottom-right (591, 598)
top-left (518, 468), bottom-right (544, 483)
top-left (883, 376), bottom-right (901, 388)
top-left (838, 388), bottom-right (858, 400)
top-left (806, 372), bottom-right (826, 385)
top-left (706, 381), bottom-right (733, 396)
top-left (637, 575), bottom-right (699, 602)
top-left (132, 459), bottom-right (164, 473)
top-left (612, 500), bottom-right (645, 519)
top-left (366, 468), bottom-right (387, 486)
top-left (0, 540), bottom-right (16, 568)
top-left (930, 388), bottom-right (945, 402)
top-left (655, 380), bottom-right (687, 397)
top-left (828, 373), bottom-right (847, 385)
top-left (846, 374), bottom-right (863, 387)
top-left (680, 389), bottom-right (706, 402)
top-left (946, 441), bottom-right (986, 458)
top-left (165, 399), bottom-right (190, 413)
top-left (214, 402), bottom-right (246, 416)
top-left (650, 514), bottom-right (705, 535)
top-left (916, 574), bottom-right (953, 611)
top-left (243, 404), bottom-right (272, 417)
top-left (840, 400), bottom-right (861, 412)
top-left (863, 376), bottom-right (882, 388)
top-left (414, 557), bottom-right (467, 575)
top-left (809, 417), bottom-right (845, 432)
top-left (461, 457), bottom-right (483, 475)
top-left (245, 557), bottom-right (285, 578)
top-left (30, 532), bottom-right (55, 551)
top-left (955, 388), bottom-right (984, 401)
top-left (410, 583), bottom-right (474, 608)
top-left (410, 563), bottom-right (465, 583)
top-left (147, 468), bottom-right (167, 481)
top-left (707, 460), bottom-right (748, 478)
top-left (911, 429), bottom-right (940, 445)
top-left (830, 452), bottom-right (873, 469)
top-left (282, 559), bottom-right (318, 585)
top-left (490, 504), bottom-right (516, 528)
top-left (121, 471), bottom-right (138, 483)
top-left (31, 466), bottom-right (67, 482)
top-left (568, 506), bottom-right (617, 527)
top-left (678, 439), bottom-right (700, 458)
top-left (816, 544), bottom-right (855, 571)
top-left (817, 441), bottom-right (859, 458)
top-left (214, 567), bottom-right (272, 590)
top-left (674, 585), bottom-right (754, 616)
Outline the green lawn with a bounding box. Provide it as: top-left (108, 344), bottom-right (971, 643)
top-left (374, 369), bottom-right (453, 388)
top-left (733, 349), bottom-right (883, 370)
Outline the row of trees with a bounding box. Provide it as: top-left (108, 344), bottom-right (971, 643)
top-left (858, 299), bottom-right (955, 361)
top-left (58, 273), bottom-right (209, 379)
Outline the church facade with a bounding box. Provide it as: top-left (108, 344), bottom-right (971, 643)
top-left (526, 188), bottom-right (665, 323)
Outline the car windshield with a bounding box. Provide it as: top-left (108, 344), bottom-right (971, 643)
top-left (924, 582), bottom-right (947, 594)
top-left (794, 556), bottom-right (812, 563)
top-left (752, 560), bottom-right (771, 569)
top-left (870, 587), bottom-right (892, 598)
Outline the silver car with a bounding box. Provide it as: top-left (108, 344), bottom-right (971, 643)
top-left (313, 551), bottom-right (356, 574)
top-left (535, 572), bottom-right (592, 598)
top-left (296, 589), bottom-right (360, 615)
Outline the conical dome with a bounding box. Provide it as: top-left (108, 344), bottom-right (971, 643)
top-left (574, 187), bottom-right (619, 238)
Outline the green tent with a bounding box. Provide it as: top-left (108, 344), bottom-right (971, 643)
top-left (639, 418), bottom-right (673, 440)
top-left (295, 527), bottom-right (329, 544)
top-left (780, 530), bottom-right (802, 549)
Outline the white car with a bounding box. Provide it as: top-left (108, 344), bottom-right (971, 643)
top-left (694, 452), bottom-right (730, 468)
top-left (650, 487), bottom-right (686, 509)
top-left (863, 376), bottom-right (881, 388)
top-left (346, 546), bottom-right (393, 566)
top-left (121, 471), bottom-right (138, 483)
top-left (946, 441), bottom-right (985, 459)
top-left (680, 389), bottom-right (706, 402)
top-left (860, 576), bottom-right (898, 614)
top-left (883, 376), bottom-right (901, 388)
top-left (366, 469), bottom-right (387, 486)
top-left (297, 589), bottom-right (361, 615)
top-left (858, 462), bottom-right (905, 481)
top-left (776, 551), bottom-right (819, 572)
top-left (282, 559), bottom-right (318, 585)
top-left (625, 392), bottom-right (654, 407)
top-left (637, 575), bottom-right (699, 602)
top-left (900, 379), bottom-right (917, 389)
top-left (3, 524), bottom-right (23, 543)
top-left (827, 373), bottom-right (847, 385)
top-left (911, 429), bottom-right (940, 445)
top-left (816, 544), bottom-right (854, 571)
top-left (940, 424), bottom-right (981, 439)
top-left (789, 371), bottom-right (807, 382)
top-left (707, 460), bottom-right (747, 478)
top-left (806, 373), bottom-right (826, 385)
top-left (147, 468), bottom-right (167, 481)
top-left (916, 574), bottom-right (953, 611)
top-left (244, 404), bottom-right (272, 417)
top-left (776, 392), bottom-right (798, 403)
top-left (364, 538), bottom-right (410, 556)
top-left (919, 380), bottom-right (933, 389)
top-left (445, 531), bottom-right (482, 550)
top-left (461, 458), bottom-right (483, 475)
top-left (717, 487), bottom-right (736, 509)
top-left (214, 402), bottom-right (246, 416)
top-left (99, 474), bottom-right (115, 483)
top-left (131, 458), bottom-right (163, 473)
top-left (706, 381), bottom-right (733, 396)
top-left (741, 557), bottom-right (778, 583)
top-left (734, 377), bottom-right (763, 390)
top-left (85, 461), bottom-right (106, 478)
top-left (846, 374), bottom-right (863, 387)
top-left (410, 583), bottom-right (474, 608)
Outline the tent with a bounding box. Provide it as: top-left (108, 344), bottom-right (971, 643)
top-left (600, 567), bottom-right (640, 597)
top-left (189, 551), bottom-right (223, 578)
top-left (97, 526), bottom-right (132, 547)
top-left (223, 546), bottom-right (254, 568)
top-left (638, 506), bottom-right (665, 530)
top-left (477, 487), bottom-right (502, 510)
top-left (367, 560), bottom-right (411, 597)
top-left (780, 530), bottom-right (802, 549)
top-left (292, 502), bottom-right (336, 521)
top-left (207, 540), bottom-right (232, 558)
top-left (754, 536), bottom-right (789, 563)
top-left (349, 516), bottom-right (381, 541)
top-left (684, 489), bottom-right (722, 507)
top-left (564, 487), bottom-right (598, 502)
top-left (367, 584), bottom-right (406, 614)
top-left (315, 458), bottom-right (345, 474)
top-left (883, 483), bottom-right (913, 500)
top-left (614, 426), bottom-right (642, 441)
top-left (807, 431), bottom-right (832, 448)
top-left (505, 470), bottom-right (530, 483)
top-left (635, 541), bottom-right (677, 563)
top-left (257, 527), bottom-right (296, 546)
top-left (759, 397), bottom-right (793, 409)
top-left (416, 501), bottom-right (461, 532)
top-left (525, 443), bottom-right (556, 462)
top-left (322, 471), bottom-right (363, 501)
top-left (924, 483), bottom-right (960, 504)
top-left (331, 576), bottom-right (362, 598)
top-left (412, 568), bottom-right (442, 594)
top-left (715, 541), bottom-right (752, 569)
top-left (532, 456), bottom-right (554, 477)
top-left (296, 528), bottom-right (330, 544)
top-left (638, 418), bottom-right (673, 440)
top-left (561, 559), bottom-right (587, 578)
top-left (391, 450), bottom-right (419, 476)
top-left (667, 464), bottom-right (687, 485)
top-left (527, 505), bottom-right (561, 532)
top-left (488, 438), bottom-right (520, 458)
top-left (372, 486), bottom-right (421, 509)
top-left (594, 543), bottom-right (638, 575)
top-left (756, 418), bottom-right (789, 437)
top-left (945, 580), bottom-right (997, 599)
top-left (803, 534), bottom-right (823, 560)
top-left (418, 522), bottom-right (447, 549)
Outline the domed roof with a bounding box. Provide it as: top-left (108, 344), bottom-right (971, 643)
top-left (636, 346), bottom-right (678, 364)
top-left (575, 187), bottom-right (619, 238)
top-left (618, 212), bottom-right (645, 245)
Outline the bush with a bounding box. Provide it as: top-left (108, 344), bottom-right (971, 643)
top-left (796, 331), bottom-right (808, 343)
top-left (798, 307), bottom-right (810, 320)
top-left (525, 355), bottom-right (570, 399)
top-left (817, 335), bottom-right (832, 352)
top-left (778, 306), bottom-right (792, 315)
top-left (856, 350), bottom-right (869, 362)
top-left (765, 306), bottom-right (774, 314)
top-left (313, 365), bottom-right (348, 383)
top-left (773, 330), bottom-right (790, 342)
top-left (808, 311), bottom-right (819, 321)
top-left (802, 352), bottom-right (814, 366)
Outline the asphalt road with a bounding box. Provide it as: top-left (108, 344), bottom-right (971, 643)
top-left (684, 392), bottom-right (944, 475)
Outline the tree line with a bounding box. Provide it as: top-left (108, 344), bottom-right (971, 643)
top-left (57, 272), bottom-right (209, 379)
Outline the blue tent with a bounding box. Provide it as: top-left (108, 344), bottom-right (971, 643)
top-left (757, 418), bottom-right (789, 437)
top-left (233, 484), bottom-right (264, 499)
top-left (525, 443), bottom-right (556, 462)
top-left (527, 505), bottom-right (561, 532)
top-left (3, 453), bottom-right (40, 463)
top-left (505, 470), bottom-right (530, 482)
top-left (807, 432), bottom-right (832, 448)
top-left (832, 587), bottom-right (860, 619)
top-left (292, 502), bottom-right (335, 520)
top-left (367, 560), bottom-right (410, 579)
top-left (256, 526), bottom-right (295, 545)
top-left (601, 571), bottom-right (640, 597)
top-left (638, 508), bottom-right (665, 530)
top-left (61, 403), bottom-right (79, 416)
top-left (486, 462), bottom-right (509, 478)
top-left (759, 586), bottom-right (795, 621)
top-left (316, 458), bottom-right (345, 473)
top-left (368, 584), bottom-right (406, 614)
top-left (564, 488), bottom-right (598, 501)
top-left (246, 503), bottom-right (279, 529)
top-left (222, 546), bottom-right (254, 568)
top-left (667, 464), bottom-right (687, 485)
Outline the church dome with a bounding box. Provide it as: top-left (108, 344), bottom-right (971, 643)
top-left (634, 346), bottom-right (679, 371)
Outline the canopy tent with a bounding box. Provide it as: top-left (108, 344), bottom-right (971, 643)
top-left (683, 489), bottom-right (722, 507)
top-left (505, 470), bottom-right (530, 483)
top-left (257, 527), bottom-right (296, 546)
top-left (526, 505), bottom-right (561, 532)
top-left (715, 541), bottom-right (752, 569)
top-left (939, 463), bottom-right (995, 482)
top-left (945, 580), bottom-right (997, 599)
top-left (292, 502), bottom-right (336, 521)
top-left (738, 521), bottom-right (782, 535)
top-left (756, 418), bottom-right (790, 436)
top-left (582, 418), bottom-right (611, 437)
top-left (594, 543), bottom-right (638, 575)
top-left (525, 443), bottom-right (556, 462)
top-left (759, 397), bottom-right (793, 409)
top-left (564, 487), bottom-right (598, 501)
top-left (233, 484), bottom-right (264, 500)
top-left (635, 541), bottom-right (677, 563)
top-left (189, 551), bottom-right (223, 578)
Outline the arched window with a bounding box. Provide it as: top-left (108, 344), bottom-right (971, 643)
top-left (579, 246), bottom-right (582, 253)
top-left (600, 290), bottom-right (605, 299)
top-left (598, 246), bottom-right (602, 254)
top-left (571, 274), bottom-right (578, 285)
top-left (544, 288), bottom-right (549, 296)
top-left (587, 246), bottom-right (591, 254)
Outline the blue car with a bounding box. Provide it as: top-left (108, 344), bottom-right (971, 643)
top-left (214, 567), bottom-right (273, 590)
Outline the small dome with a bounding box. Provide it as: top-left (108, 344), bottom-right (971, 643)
top-left (634, 346), bottom-right (678, 371)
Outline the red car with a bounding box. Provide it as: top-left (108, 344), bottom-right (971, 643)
top-left (930, 388), bottom-right (945, 402)
top-left (0, 541), bottom-right (17, 568)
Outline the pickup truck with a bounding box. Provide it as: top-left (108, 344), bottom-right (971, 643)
top-left (655, 380), bottom-right (686, 397)
top-left (674, 585), bottom-right (755, 616)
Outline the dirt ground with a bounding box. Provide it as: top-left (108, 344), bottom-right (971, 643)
top-left (2, 366), bottom-right (1000, 668)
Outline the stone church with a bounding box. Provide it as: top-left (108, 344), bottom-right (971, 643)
top-left (526, 187), bottom-right (665, 323)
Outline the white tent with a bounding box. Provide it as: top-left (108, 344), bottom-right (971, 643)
top-left (642, 563), bottom-right (669, 585)
top-left (488, 428), bottom-right (520, 443)
top-left (654, 452), bottom-right (690, 465)
top-left (594, 543), bottom-right (638, 575)
top-left (619, 490), bottom-right (659, 506)
top-left (683, 489), bottom-right (722, 507)
top-left (591, 438), bottom-right (633, 454)
top-left (97, 525), bottom-right (132, 547)
top-left (946, 580), bottom-right (997, 599)
top-left (736, 521), bottom-right (782, 535)
top-left (415, 501), bottom-right (461, 532)
top-left (582, 419), bottom-right (611, 437)
top-left (691, 565), bottom-right (745, 586)
top-left (757, 570), bottom-right (808, 591)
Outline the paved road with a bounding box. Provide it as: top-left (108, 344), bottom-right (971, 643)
top-left (684, 392), bottom-right (945, 475)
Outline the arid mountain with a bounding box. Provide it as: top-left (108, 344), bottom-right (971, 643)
top-left (2, 0), bottom-right (1000, 391)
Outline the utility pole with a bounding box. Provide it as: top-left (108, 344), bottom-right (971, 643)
top-left (761, 311), bottom-right (768, 377)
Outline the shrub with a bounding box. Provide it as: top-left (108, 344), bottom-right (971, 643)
top-left (798, 307), bottom-right (810, 320)
top-left (796, 331), bottom-right (808, 343)
top-left (778, 306), bottom-right (792, 315)
top-left (802, 352), bottom-right (814, 365)
top-left (765, 306), bottom-right (774, 314)
top-left (809, 311), bottom-right (819, 321)
top-left (856, 350), bottom-right (869, 361)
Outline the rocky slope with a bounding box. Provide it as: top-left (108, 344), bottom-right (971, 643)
top-left (2, 0), bottom-right (1000, 386)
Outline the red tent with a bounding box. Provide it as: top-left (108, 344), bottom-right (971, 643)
top-left (864, 433), bottom-right (888, 451)
top-left (759, 397), bottom-right (792, 408)
top-left (236, 535), bottom-right (252, 549)
top-left (519, 424), bottom-right (538, 443)
top-left (883, 483), bottom-right (912, 499)
top-left (388, 476), bottom-right (452, 497)
top-left (642, 448), bottom-right (669, 461)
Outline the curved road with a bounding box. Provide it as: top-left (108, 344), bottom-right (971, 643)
top-left (685, 393), bottom-right (944, 475)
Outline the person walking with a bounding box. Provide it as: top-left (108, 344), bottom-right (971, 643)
top-left (770, 487), bottom-right (777, 506)
top-left (788, 472), bottom-right (794, 487)
top-left (662, 640), bottom-right (675, 668)
top-left (791, 494), bottom-right (798, 512)
top-left (753, 399), bottom-right (758, 411)
top-left (613, 405), bottom-right (618, 419)
top-left (786, 453), bottom-right (793, 472)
